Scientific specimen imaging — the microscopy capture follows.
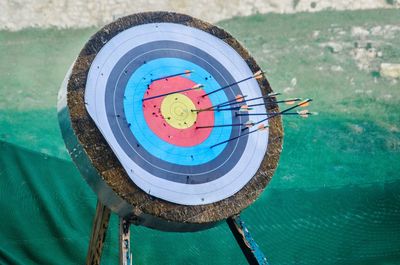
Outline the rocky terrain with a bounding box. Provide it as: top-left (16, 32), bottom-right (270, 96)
top-left (0, 0), bottom-right (399, 30)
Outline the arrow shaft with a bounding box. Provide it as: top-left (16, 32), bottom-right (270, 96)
top-left (142, 87), bottom-right (193, 101)
top-left (215, 99), bottom-right (301, 111)
top-left (203, 76), bottom-right (252, 97)
top-left (210, 125), bottom-right (267, 148)
top-left (196, 123), bottom-right (244, 129)
top-left (236, 112), bottom-right (308, 116)
top-left (203, 72), bottom-right (264, 97)
top-left (214, 93), bottom-right (282, 109)
top-left (194, 95), bottom-right (247, 112)
top-left (151, 71), bottom-right (191, 82)
top-left (249, 99), bottom-right (313, 128)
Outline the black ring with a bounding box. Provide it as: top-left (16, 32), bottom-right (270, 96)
top-left (105, 41), bottom-right (249, 184)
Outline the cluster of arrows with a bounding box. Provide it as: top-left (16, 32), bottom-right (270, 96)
top-left (142, 70), bottom-right (316, 149)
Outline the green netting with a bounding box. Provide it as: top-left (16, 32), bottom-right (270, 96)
top-left (1, 9), bottom-right (399, 265)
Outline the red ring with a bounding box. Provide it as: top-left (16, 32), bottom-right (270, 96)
top-left (142, 76), bottom-right (214, 146)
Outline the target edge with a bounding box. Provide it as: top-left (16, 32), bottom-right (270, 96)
top-left (61, 11), bottom-right (283, 231)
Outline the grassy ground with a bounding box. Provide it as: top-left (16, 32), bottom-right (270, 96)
top-left (0, 9), bottom-right (399, 265)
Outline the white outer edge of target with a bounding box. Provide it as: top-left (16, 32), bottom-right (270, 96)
top-left (85, 23), bottom-right (268, 205)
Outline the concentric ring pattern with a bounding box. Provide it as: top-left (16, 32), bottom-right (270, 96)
top-left (84, 23), bottom-right (269, 205)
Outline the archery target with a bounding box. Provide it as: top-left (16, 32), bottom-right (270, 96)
top-left (85, 23), bottom-right (269, 205)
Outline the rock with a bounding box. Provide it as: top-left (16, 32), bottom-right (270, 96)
top-left (352, 48), bottom-right (371, 71)
top-left (290, 78), bottom-right (297, 87)
top-left (328, 42), bottom-right (343, 53)
top-left (367, 48), bottom-right (377, 58)
top-left (331, 65), bottom-right (343, 72)
top-left (380, 63), bottom-right (400, 78)
top-left (371, 26), bottom-right (382, 35)
top-left (312, 30), bottom-right (320, 38)
top-left (351, 26), bottom-right (369, 38)
top-left (383, 94), bottom-right (393, 100)
top-left (321, 42), bottom-right (343, 53)
top-left (283, 87), bottom-right (294, 93)
top-left (349, 124), bottom-right (364, 134)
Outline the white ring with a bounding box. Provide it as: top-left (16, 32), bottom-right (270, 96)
top-left (85, 23), bottom-right (268, 205)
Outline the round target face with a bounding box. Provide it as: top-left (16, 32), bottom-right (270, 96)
top-left (84, 22), bottom-right (269, 205)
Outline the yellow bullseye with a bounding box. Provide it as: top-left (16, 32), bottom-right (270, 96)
top-left (161, 93), bottom-right (197, 129)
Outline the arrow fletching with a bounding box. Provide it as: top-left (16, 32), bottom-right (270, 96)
top-left (268, 92), bottom-right (281, 97)
top-left (297, 109), bottom-right (310, 118)
top-left (239, 105), bottom-right (251, 112)
top-left (192, 84), bottom-right (204, 90)
top-left (257, 124), bottom-right (269, 131)
top-left (236, 94), bottom-right (245, 102)
top-left (253, 70), bottom-right (264, 80)
top-left (245, 120), bottom-right (254, 128)
top-left (298, 98), bottom-right (312, 107)
top-left (285, 98), bottom-right (301, 105)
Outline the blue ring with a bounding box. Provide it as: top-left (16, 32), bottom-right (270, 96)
top-left (124, 58), bottom-right (232, 166)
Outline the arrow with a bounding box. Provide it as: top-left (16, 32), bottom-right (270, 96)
top-left (196, 120), bottom-right (255, 129)
top-left (193, 95), bottom-right (248, 112)
top-left (210, 123), bottom-right (269, 148)
top-left (194, 92), bottom-right (281, 112)
top-left (202, 70), bottom-right (265, 97)
top-left (151, 70), bottom-right (193, 82)
top-left (142, 84), bottom-right (203, 101)
top-left (236, 109), bottom-right (316, 117)
top-left (242, 98), bottom-right (313, 130)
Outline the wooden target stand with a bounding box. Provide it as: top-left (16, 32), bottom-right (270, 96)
top-left (58, 11), bottom-right (283, 265)
top-left (85, 201), bottom-right (270, 265)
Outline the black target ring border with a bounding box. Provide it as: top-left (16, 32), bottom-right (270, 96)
top-left (106, 41), bottom-right (249, 184)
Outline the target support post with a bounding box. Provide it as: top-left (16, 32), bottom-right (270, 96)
top-left (227, 215), bottom-right (270, 265)
top-left (120, 218), bottom-right (132, 265)
top-left (86, 201), bottom-right (111, 265)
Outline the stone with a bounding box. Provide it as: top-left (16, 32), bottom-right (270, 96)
top-left (331, 65), bottom-right (343, 72)
top-left (323, 42), bottom-right (343, 53)
top-left (380, 63), bottom-right (400, 78)
top-left (351, 26), bottom-right (370, 38)
top-left (290, 77), bottom-right (297, 87)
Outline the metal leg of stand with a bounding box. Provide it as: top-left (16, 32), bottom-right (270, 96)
top-left (86, 200), bottom-right (111, 265)
top-left (227, 215), bottom-right (270, 265)
top-left (119, 218), bottom-right (132, 265)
